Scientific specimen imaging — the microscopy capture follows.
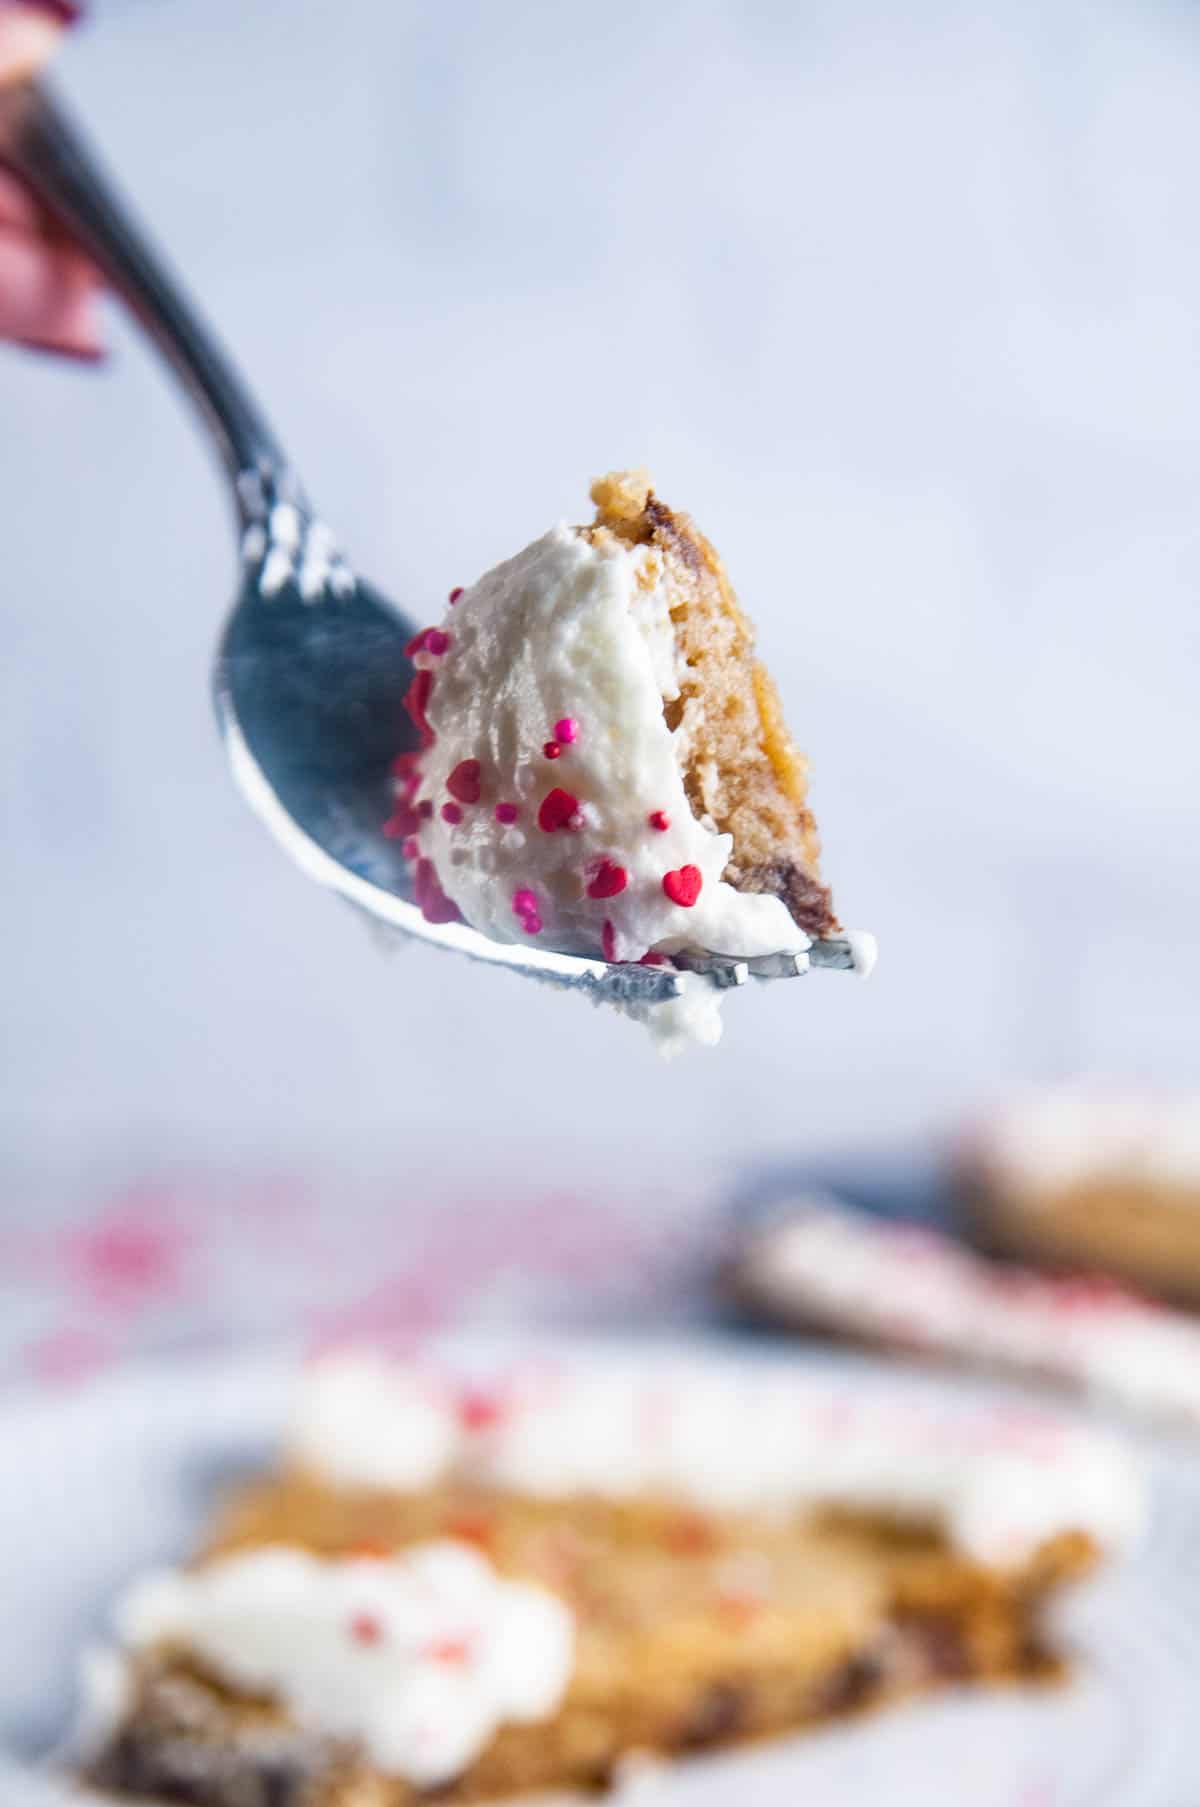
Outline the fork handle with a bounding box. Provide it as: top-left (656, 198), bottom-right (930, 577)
top-left (0, 76), bottom-right (295, 504)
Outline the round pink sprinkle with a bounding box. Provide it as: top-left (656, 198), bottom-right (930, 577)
top-left (402, 837), bottom-right (420, 860)
top-left (425, 628), bottom-right (451, 656)
top-left (648, 810), bottom-right (670, 832)
top-left (441, 802), bottom-right (463, 824)
top-left (512, 888), bottom-right (538, 919)
top-left (554, 717), bottom-right (579, 745)
top-left (448, 586), bottom-right (464, 605)
top-left (494, 802), bottom-right (520, 824)
top-left (521, 914), bottom-right (543, 935)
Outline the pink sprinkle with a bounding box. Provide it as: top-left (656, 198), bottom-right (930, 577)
top-left (543, 741), bottom-right (562, 760)
top-left (512, 888), bottom-right (539, 919)
top-left (458, 1387), bottom-right (506, 1432)
top-left (554, 717), bottom-right (579, 745)
top-left (448, 586), bottom-right (464, 605)
top-left (426, 1636), bottom-right (472, 1665)
top-left (350, 1613), bottom-right (383, 1646)
top-left (446, 758), bottom-right (482, 804)
top-left (602, 919), bottom-right (618, 962)
top-left (413, 858), bottom-right (462, 925)
top-left (402, 837), bottom-right (420, 860)
top-left (425, 628), bottom-right (451, 656)
top-left (648, 810), bottom-right (670, 832)
top-left (537, 789), bottom-right (580, 833)
top-left (522, 914), bottom-right (543, 935)
top-left (662, 865), bottom-right (703, 908)
top-left (441, 802), bottom-right (463, 824)
top-left (403, 669), bottom-right (436, 748)
top-left (494, 802), bottom-right (520, 824)
top-left (586, 858), bottom-right (629, 899)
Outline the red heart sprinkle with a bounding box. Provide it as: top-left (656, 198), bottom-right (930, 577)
top-left (543, 740), bottom-right (562, 759)
top-left (662, 865), bottom-right (703, 907)
top-left (458, 1387), bottom-right (506, 1432)
top-left (403, 669), bottom-right (435, 747)
top-left (586, 859), bottom-right (629, 899)
top-left (382, 803), bottom-right (420, 840)
top-left (446, 758), bottom-right (482, 804)
top-left (537, 788), bottom-right (580, 832)
top-left (648, 810), bottom-right (670, 832)
top-left (443, 1512), bottom-right (494, 1551)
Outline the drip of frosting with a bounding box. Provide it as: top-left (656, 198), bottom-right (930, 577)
top-left (290, 1352), bottom-right (1144, 1564)
top-left (113, 1542), bottom-right (573, 1786)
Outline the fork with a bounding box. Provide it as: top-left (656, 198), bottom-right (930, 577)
top-left (0, 79), bottom-right (866, 1009)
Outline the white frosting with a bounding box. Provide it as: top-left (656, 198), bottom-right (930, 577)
top-left (845, 929), bottom-right (879, 980)
top-left (113, 1542), bottom-right (572, 1786)
top-left (618, 970), bottom-right (726, 1056)
top-left (289, 1355), bottom-right (459, 1492)
top-left (973, 1082), bottom-right (1200, 1194)
top-left (409, 524), bottom-right (808, 967)
top-left (741, 1196), bottom-right (1200, 1430)
top-left (290, 1351), bottom-right (1144, 1564)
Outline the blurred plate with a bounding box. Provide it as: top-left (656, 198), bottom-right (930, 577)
top-left (3, 1336), bottom-right (1200, 1807)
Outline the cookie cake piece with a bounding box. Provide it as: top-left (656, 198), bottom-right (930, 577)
top-left (79, 1355), bottom-right (1142, 1806)
top-left (387, 473), bottom-right (871, 1045)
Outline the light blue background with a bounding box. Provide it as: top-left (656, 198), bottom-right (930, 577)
top-left (3, 0), bottom-right (1197, 1191)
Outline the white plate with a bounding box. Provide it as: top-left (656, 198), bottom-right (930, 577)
top-left (3, 1336), bottom-right (1200, 1807)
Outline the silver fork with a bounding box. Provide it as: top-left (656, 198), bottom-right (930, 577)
top-left (0, 80), bottom-right (863, 1009)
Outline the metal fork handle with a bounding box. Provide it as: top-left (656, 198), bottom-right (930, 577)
top-left (0, 77), bottom-right (290, 497)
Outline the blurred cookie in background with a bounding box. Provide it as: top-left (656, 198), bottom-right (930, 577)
top-left (957, 1082), bottom-right (1200, 1309)
top-left (726, 1190), bottom-right (1200, 1432)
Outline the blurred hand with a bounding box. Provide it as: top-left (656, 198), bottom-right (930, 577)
top-left (0, 0), bottom-right (102, 358)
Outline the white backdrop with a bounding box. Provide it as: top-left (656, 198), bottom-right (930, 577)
top-left (2, 0), bottom-right (1197, 1193)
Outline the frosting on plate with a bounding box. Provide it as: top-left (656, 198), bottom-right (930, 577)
top-left (113, 1542), bottom-right (572, 1786)
top-left (290, 1350), bottom-right (1144, 1565)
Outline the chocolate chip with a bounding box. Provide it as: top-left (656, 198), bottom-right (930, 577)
top-left (678, 1681), bottom-right (747, 1748)
top-left (815, 1651), bottom-right (886, 1715)
top-left (910, 1616), bottom-right (971, 1681)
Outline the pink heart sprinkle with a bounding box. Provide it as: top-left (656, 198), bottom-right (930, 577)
top-left (537, 788), bottom-right (580, 833)
top-left (662, 865), bottom-right (703, 908)
top-left (586, 859), bottom-right (628, 900)
top-left (446, 758), bottom-right (482, 804)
